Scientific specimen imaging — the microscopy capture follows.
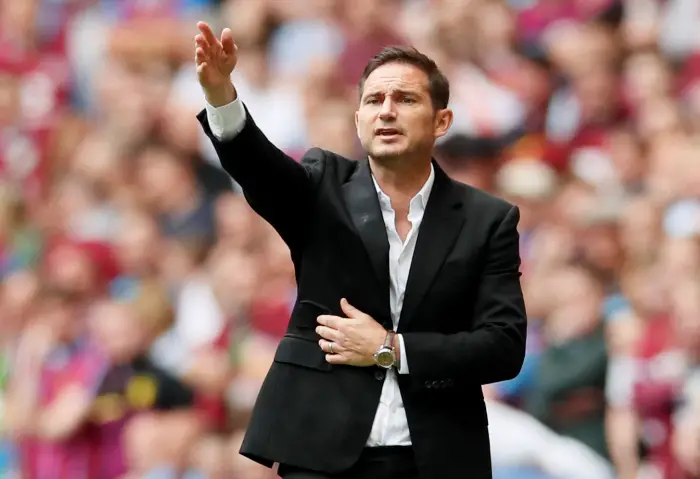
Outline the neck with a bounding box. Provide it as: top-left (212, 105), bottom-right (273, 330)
top-left (368, 156), bottom-right (432, 200)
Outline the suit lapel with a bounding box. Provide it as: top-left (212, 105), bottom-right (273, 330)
top-left (398, 164), bottom-right (465, 332)
top-left (341, 161), bottom-right (391, 311)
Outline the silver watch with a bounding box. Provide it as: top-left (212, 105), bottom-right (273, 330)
top-left (374, 330), bottom-right (397, 369)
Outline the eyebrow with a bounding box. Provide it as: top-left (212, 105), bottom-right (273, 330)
top-left (363, 89), bottom-right (421, 98)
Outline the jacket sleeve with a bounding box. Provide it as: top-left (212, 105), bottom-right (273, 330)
top-left (401, 205), bottom-right (527, 386)
top-left (197, 105), bottom-right (325, 251)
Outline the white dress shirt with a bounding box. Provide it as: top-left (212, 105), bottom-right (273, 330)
top-left (206, 98), bottom-right (436, 447)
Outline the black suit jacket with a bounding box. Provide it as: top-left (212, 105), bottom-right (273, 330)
top-left (197, 107), bottom-right (527, 479)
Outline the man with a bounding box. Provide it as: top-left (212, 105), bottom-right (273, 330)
top-left (194, 21), bottom-right (527, 479)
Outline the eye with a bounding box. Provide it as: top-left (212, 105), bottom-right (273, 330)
top-left (401, 97), bottom-right (415, 104)
top-left (366, 98), bottom-right (380, 105)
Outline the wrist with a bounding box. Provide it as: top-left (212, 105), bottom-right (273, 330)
top-left (373, 330), bottom-right (397, 369)
top-left (205, 82), bottom-right (237, 107)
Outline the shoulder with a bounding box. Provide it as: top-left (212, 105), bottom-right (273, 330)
top-left (455, 181), bottom-right (517, 222)
top-left (298, 148), bottom-right (360, 182)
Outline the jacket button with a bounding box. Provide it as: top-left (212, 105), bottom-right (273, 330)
top-left (374, 370), bottom-right (385, 381)
top-left (424, 381), bottom-right (432, 388)
top-left (432, 380), bottom-right (441, 389)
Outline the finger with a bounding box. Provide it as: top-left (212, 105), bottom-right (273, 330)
top-left (317, 315), bottom-right (341, 329)
top-left (318, 339), bottom-right (341, 354)
top-left (340, 298), bottom-right (361, 319)
top-left (195, 47), bottom-right (208, 65)
top-left (316, 326), bottom-right (342, 343)
top-left (221, 28), bottom-right (235, 56)
top-left (197, 21), bottom-right (220, 50)
top-left (195, 34), bottom-right (210, 52)
top-left (326, 353), bottom-right (348, 364)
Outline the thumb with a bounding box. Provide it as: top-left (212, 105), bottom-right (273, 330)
top-left (340, 298), bottom-right (360, 318)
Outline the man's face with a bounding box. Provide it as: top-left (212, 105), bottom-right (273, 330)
top-left (355, 62), bottom-right (452, 163)
top-left (137, 150), bottom-right (190, 212)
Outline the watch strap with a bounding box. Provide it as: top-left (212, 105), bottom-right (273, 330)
top-left (384, 330), bottom-right (396, 350)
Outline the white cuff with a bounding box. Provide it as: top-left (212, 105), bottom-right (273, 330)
top-left (397, 334), bottom-right (409, 374)
top-left (205, 97), bottom-right (247, 141)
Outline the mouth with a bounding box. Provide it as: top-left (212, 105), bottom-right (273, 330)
top-left (374, 128), bottom-right (402, 139)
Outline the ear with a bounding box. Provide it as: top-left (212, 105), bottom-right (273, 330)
top-left (354, 110), bottom-right (361, 140)
top-left (433, 108), bottom-right (454, 141)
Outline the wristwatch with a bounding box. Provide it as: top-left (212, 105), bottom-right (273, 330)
top-left (374, 330), bottom-right (397, 369)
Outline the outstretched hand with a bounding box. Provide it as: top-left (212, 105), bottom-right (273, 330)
top-left (316, 298), bottom-right (387, 366)
top-left (195, 21), bottom-right (238, 106)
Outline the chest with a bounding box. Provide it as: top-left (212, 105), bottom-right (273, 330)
top-left (394, 216), bottom-right (411, 242)
top-left (297, 174), bottom-right (485, 330)
top-left (379, 199), bottom-right (423, 250)
top-left (380, 206), bottom-right (421, 287)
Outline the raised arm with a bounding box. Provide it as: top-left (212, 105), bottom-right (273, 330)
top-left (194, 22), bottom-right (324, 249)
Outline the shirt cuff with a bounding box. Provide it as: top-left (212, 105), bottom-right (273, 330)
top-left (397, 334), bottom-right (409, 375)
top-left (205, 97), bottom-right (247, 141)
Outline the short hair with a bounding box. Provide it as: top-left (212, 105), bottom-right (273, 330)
top-left (358, 46), bottom-right (450, 110)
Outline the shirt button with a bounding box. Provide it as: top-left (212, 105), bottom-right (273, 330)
top-left (374, 370), bottom-right (385, 381)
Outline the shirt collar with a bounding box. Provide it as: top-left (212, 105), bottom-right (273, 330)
top-left (372, 163), bottom-right (435, 212)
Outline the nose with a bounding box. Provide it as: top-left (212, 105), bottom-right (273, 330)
top-left (378, 96), bottom-right (396, 120)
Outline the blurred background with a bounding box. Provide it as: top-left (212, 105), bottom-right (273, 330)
top-left (2, 0), bottom-right (700, 478)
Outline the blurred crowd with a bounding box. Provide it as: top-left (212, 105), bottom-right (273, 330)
top-left (2, 0), bottom-right (700, 478)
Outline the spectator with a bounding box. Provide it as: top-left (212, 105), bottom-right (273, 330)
top-left (524, 265), bottom-right (609, 459)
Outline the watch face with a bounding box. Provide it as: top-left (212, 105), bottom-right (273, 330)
top-left (375, 349), bottom-right (395, 368)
